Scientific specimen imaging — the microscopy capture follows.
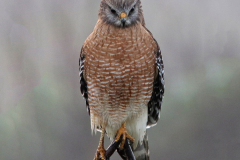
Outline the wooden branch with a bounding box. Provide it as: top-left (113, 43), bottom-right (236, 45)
top-left (105, 138), bottom-right (121, 160)
top-left (95, 137), bottom-right (136, 160)
top-left (117, 139), bottom-right (136, 160)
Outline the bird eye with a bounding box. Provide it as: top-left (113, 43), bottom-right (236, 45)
top-left (129, 6), bottom-right (135, 15)
top-left (110, 8), bottom-right (117, 15)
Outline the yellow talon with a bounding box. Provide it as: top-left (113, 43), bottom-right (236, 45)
top-left (115, 122), bottom-right (135, 150)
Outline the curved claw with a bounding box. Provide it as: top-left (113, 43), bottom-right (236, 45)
top-left (115, 122), bottom-right (135, 150)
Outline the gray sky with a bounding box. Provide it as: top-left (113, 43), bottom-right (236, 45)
top-left (1, 0), bottom-right (240, 159)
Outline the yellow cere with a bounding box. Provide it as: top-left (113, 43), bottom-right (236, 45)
top-left (120, 12), bottom-right (127, 19)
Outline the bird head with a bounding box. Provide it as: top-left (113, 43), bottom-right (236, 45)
top-left (99, 0), bottom-right (145, 27)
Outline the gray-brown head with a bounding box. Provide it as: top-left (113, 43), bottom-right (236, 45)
top-left (99, 0), bottom-right (145, 27)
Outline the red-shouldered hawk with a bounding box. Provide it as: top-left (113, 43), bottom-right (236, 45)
top-left (79, 0), bottom-right (164, 159)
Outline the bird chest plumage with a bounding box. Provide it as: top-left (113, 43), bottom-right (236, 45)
top-left (83, 20), bottom-right (156, 127)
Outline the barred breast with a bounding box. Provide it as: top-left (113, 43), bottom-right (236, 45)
top-left (83, 20), bottom-right (157, 135)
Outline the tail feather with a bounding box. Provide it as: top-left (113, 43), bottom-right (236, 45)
top-left (133, 134), bottom-right (149, 160)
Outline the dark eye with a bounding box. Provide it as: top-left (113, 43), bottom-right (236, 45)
top-left (129, 6), bottom-right (135, 15)
top-left (110, 8), bottom-right (117, 15)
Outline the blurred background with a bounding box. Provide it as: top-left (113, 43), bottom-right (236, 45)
top-left (1, 0), bottom-right (240, 159)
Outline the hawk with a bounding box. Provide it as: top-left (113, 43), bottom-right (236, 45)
top-left (79, 0), bottom-right (164, 159)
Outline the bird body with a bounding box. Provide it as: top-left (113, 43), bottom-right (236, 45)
top-left (82, 19), bottom-right (157, 148)
top-left (79, 0), bottom-right (164, 159)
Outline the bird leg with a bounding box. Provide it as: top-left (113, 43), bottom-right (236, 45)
top-left (115, 122), bottom-right (135, 150)
top-left (94, 127), bottom-right (106, 160)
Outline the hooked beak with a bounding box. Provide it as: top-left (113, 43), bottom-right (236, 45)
top-left (120, 12), bottom-right (127, 26)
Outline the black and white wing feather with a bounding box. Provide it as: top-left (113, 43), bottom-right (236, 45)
top-left (147, 44), bottom-right (165, 127)
top-left (79, 48), bottom-right (90, 114)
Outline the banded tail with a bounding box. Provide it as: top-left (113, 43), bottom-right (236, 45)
top-left (133, 134), bottom-right (149, 160)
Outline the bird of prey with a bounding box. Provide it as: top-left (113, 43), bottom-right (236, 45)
top-left (79, 0), bottom-right (164, 159)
